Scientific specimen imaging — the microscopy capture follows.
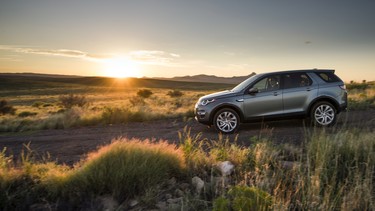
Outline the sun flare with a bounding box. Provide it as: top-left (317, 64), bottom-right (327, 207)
top-left (102, 56), bottom-right (141, 78)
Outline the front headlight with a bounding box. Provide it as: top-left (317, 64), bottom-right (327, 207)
top-left (199, 99), bottom-right (215, 106)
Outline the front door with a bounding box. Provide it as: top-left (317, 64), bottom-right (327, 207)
top-left (243, 75), bottom-right (283, 119)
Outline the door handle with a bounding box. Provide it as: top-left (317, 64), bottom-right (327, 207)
top-left (273, 92), bottom-right (278, 96)
top-left (306, 87), bottom-right (311, 91)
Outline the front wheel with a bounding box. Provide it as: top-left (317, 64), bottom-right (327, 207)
top-left (311, 101), bottom-right (337, 126)
top-left (213, 108), bottom-right (240, 134)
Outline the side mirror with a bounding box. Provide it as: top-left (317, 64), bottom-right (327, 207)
top-left (248, 87), bottom-right (259, 95)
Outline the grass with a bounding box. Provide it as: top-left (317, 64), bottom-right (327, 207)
top-left (1, 75), bottom-right (374, 132)
top-left (1, 75), bottom-right (229, 132)
top-left (0, 75), bottom-right (374, 209)
top-left (1, 128), bottom-right (373, 210)
top-left (347, 81), bottom-right (375, 110)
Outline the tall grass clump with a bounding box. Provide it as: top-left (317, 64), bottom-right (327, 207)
top-left (265, 129), bottom-right (375, 210)
top-left (0, 146), bottom-right (71, 210)
top-left (66, 139), bottom-right (186, 202)
top-left (303, 129), bottom-right (375, 210)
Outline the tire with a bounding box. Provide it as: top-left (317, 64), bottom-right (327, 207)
top-left (213, 108), bottom-right (240, 134)
top-left (311, 101), bottom-right (337, 126)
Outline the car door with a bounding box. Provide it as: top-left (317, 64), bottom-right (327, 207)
top-left (282, 72), bottom-right (318, 114)
top-left (243, 75), bottom-right (283, 119)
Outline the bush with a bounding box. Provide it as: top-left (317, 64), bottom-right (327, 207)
top-left (167, 90), bottom-right (184, 98)
top-left (129, 96), bottom-right (146, 107)
top-left (67, 139), bottom-right (185, 201)
top-left (59, 94), bottom-right (88, 109)
top-left (228, 186), bottom-right (273, 211)
top-left (18, 111), bottom-right (38, 117)
top-left (0, 100), bottom-right (16, 115)
top-left (137, 89), bottom-right (153, 98)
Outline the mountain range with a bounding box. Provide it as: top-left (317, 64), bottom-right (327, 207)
top-left (0, 72), bottom-right (256, 84)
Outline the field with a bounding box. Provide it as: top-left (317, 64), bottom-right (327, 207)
top-left (0, 75), bottom-right (374, 210)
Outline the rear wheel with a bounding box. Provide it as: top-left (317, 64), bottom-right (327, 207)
top-left (311, 101), bottom-right (337, 126)
top-left (213, 108), bottom-right (240, 134)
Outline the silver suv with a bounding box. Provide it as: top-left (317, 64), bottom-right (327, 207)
top-left (195, 69), bottom-right (347, 133)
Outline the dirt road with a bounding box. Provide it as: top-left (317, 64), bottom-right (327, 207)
top-left (0, 110), bottom-right (374, 165)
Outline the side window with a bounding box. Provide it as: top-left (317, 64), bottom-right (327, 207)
top-left (252, 75), bottom-right (280, 92)
top-left (283, 73), bottom-right (312, 89)
top-left (316, 72), bottom-right (340, 82)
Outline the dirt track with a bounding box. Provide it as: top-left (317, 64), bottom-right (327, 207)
top-left (0, 110), bottom-right (374, 165)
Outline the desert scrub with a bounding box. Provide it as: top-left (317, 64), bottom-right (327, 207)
top-left (59, 93), bottom-right (88, 109)
top-left (0, 99), bottom-right (16, 115)
top-left (66, 139), bottom-right (186, 202)
top-left (167, 90), bottom-right (184, 98)
top-left (137, 89), bottom-right (153, 98)
top-left (347, 82), bottom-right (375, 110)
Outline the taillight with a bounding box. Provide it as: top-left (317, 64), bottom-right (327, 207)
top-left (339, 85), bottom-right (346, 90)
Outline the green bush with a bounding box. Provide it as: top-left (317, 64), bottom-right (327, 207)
top-left (66, 139), bottom-right (185, 201)
top-left (137, 89), bottom-right (153, 98)
top-left (0, 99), bottom-right (16, 115)
top-left (228, 186), bottom-right (273, 211)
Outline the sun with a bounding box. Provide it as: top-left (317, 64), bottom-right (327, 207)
top-left (102, 56), bottom-right (141, 78)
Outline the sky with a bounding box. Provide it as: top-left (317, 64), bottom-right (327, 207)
top-left (0, 0), bottom-right (374, 81)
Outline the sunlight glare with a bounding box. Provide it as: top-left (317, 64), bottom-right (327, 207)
top-left (102, 56), bottom-right (141, 78)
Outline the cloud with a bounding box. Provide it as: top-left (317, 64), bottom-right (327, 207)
top-left (0, 45), bottom-right (109, 61)
top-left (129, 50), bottom-right (181, 66)
top-left (0, 45), bottom-right (182, 66)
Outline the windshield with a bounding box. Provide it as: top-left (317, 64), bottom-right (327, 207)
top-left (231, 74), bottom-right (259, 92)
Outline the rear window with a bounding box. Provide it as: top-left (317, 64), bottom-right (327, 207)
top-left (315, 72), bottom-right (341, 83)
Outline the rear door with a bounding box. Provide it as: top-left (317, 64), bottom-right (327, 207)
top-left (243, 75), bottom-right (283, 118)
top-left (282, 72), bottom-right (318, 114)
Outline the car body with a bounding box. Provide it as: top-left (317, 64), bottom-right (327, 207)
top-left (194, 69), bottom-right (347, 133)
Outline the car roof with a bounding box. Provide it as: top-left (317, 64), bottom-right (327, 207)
top-left (257, 69), bottom-right (335, 76)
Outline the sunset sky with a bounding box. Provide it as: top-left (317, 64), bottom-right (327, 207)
top-left (1, 0), bottom-right (374, 81)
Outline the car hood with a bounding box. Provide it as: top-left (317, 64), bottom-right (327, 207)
top-left (201, 90), bottom-right (239, 100)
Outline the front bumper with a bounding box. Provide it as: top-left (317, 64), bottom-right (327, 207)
top-left (194, 106), bottom-right (211, 125)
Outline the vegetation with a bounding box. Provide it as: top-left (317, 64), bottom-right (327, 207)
top-left (59, 93), bottom-right (88, 109)
top-left (0, 99), bottom-right (16, 115)
top-left (347, 81), bottom-right (375, 110)
top-left (0, 128), bottom-right (374, 210)
top-left (0, 75), bottom-right (374, 209)
top-left (167, 90), bottom-right (184, 98)
top-left (137, 89), bottom-right (153, 98)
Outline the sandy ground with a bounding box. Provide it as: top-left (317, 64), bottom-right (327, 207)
top-left (0, 110), bottom-right (374, 165)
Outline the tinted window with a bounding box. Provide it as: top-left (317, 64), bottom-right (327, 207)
top-left (283, 73), bottom-right (312, 89)
top-left (252, 75), bottom-right (280, 92)
top-left (316, 72), bottom-right (341, 83)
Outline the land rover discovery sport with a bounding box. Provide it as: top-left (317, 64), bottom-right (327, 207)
top-left (194, 69), bottom-right (347, 133)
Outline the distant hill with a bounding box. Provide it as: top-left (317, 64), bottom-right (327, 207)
top-left (0, 73), bottom-right (234, 96)
top-left (159, 73), bottom-right (256, 84)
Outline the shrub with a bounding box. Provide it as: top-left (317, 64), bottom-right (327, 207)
top-left (167, 90), bottom-right (184, 98)
top-left (18, 111), bottom-right (38, 117)
top-left (227, 186), bottom-right (273, 211)
top-left (137, 89), bottom-right (153, 98)
top-left (129, 96), bottom-right (146, 106)
top-left (31, 101), bottom-right (44, 108)
top-left (0, 99), bottom-right (16, 115)
top-left (59, 94), bottom-right (88, 109)
top-left (67, 139), bottom-right (185, 201)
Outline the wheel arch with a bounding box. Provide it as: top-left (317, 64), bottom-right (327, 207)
top-left (308, 96), bottom-right (340, 115)
top-left (209, 104), bottom-right (244, 124)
